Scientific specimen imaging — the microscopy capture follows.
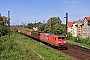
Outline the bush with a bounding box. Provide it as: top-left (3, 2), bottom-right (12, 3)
top-left (0, 25), bottom-right (8, 37)
top-left (87, 40), bottom-right (90, 45)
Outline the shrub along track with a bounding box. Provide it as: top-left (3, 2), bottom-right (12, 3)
top-left (20, 33), bottom-right (90, 60)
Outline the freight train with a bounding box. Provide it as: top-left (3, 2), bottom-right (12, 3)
top-left (13, 27), bottom-right (68, 50)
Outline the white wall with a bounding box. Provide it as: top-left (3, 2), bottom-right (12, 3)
top-left (72, 23), bottom-right (77, 37)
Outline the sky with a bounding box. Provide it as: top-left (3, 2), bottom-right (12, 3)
top-left (0, 0), bottom-right (90, 25)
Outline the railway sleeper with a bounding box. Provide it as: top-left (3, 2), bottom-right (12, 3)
top-left (58, 46), bottom-right (68, 50)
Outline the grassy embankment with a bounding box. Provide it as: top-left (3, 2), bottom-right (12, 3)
top-left (0, 31), bottom-right (72, 60)
top-left (67, 40), bottom-right (90, 48)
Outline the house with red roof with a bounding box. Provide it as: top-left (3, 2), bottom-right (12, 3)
top-left (67, 22), bottom-right (78, 37)
top-left (67, 22), bottom-right (73, 33)
top-left (67, 16), bottom-right (90, 38)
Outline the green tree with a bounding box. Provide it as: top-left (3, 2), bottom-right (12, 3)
top-left (36, 22), bottom-right (42, 26)
top-left (47, 17), bottom-right (62, 25)
top-left (43, 23), bottom-right (50, 33)
top-left (44, 17), bottom-right (66, 34)
top-left (27, 17), bottom-right (66, 35)
top-left (2, 16), bottom-right (8, 26)
top-left (27, 23), bottom-right (33, 29)
top-left (0, 25), bottom-right (8, 37)
top-left (0, 16), bottom-right (4, 26)
top-left (0, 16), bottom-right (8, 37)
top-left (38, 23), bottom-right (45, 31)
top-left (0, 16), bottom-right (8, 27)
top-left (27, 22), bottom-right (42, 29)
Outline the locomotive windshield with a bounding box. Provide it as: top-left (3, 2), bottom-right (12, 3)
top-left (58, 37), bottom-right (65, 40)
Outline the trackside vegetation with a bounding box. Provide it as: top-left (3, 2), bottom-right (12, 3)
top-left (0, 16), bottom-right (8, 37)
top-left (0, 31), bottom-right (72, 60)
top-left (0, 25), bottom-right (8, 37)
top-left (67, 32), bottom-right (90, 48)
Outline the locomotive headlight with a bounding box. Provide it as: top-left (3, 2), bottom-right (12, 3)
top-left (59, 42), bottom-right (60, 43)
top-left (64, 41), bottom-right (66, 43)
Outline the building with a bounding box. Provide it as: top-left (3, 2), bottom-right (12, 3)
top-left (72, 23), bottom-right (78, 37)
top-left (67, 16), bottom-right (90, 38)
top-left (33, 26), bottom-right (38, 31)
top-left (67, 22), bottom-right (78, 37)
top-left (82, 16), bottom-right (90, 38)
top-left (67, 22), bottom-right (73, 33)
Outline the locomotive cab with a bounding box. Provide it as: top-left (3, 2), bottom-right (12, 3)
top-left (55, 35), bottom-right (67, 49)
top-left (58, 37), bottom-right (66, 45)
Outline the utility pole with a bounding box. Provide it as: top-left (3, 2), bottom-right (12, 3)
top-left (35, 21), bottom-right (36, 24)
top-left (64, 12), bottom-right (68, 39)
top-left (0, 14), bottom-right (1, 21)
top-left (35, 20), bottom-right (36, 27)
top-left (22, 22), bottom-right (25, 28)
top-left (8, 11), bottom-right (10, 37)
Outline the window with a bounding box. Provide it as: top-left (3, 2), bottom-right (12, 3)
top-left (62, 37), bottom-right (65, 40)
top-left (58, 37), bottom-right (65, 40)
top-left (58, 37), bottom-right (61, 40)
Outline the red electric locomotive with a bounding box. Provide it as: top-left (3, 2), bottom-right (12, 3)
top-left (39, 33), bottom-right (67, 49)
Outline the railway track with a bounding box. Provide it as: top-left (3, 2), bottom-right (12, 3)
top-left (20, 33), bottom-right (90, 60)
top-left (61, 44), bottom-right (90, 60)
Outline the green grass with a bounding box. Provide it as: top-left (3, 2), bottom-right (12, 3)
top-left (67, 40), bottom-right (90, 48)
top-left (0, 31), bottom-right (72, 60)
